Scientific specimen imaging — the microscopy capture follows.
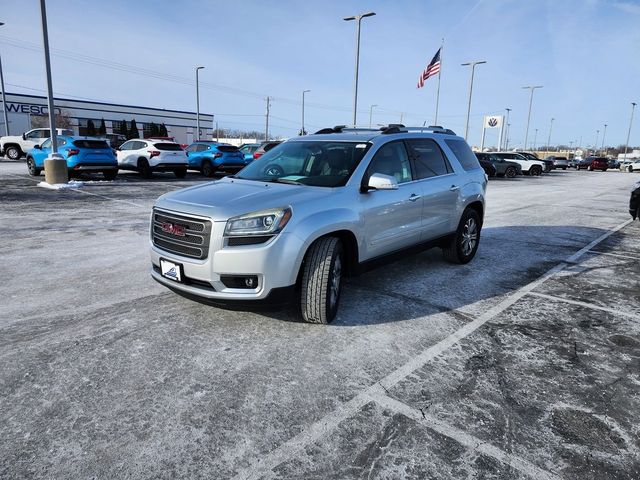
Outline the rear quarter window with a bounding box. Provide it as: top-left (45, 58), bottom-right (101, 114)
top-left (444, 139), bottom-right (481, 171)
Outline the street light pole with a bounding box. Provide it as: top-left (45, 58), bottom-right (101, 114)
top-left (195, 66), bottom-right (204, 141)
top-left (461, 60), bottom-right (487, 141)
top-left (368, 104), bottom-right (377, 128)
top-left (595, 130), bottom-right (599, 155)
top-left (522, 85), bottom-right (543, 150)
top-left (624, 102), bottom-right (636, 158)
top-left (601, 123), bottom-right (607, 152)
top-left (546, 117), bottom-right (554, 153)
top-left (301, 89), bottom-right (310, 135)
top-left (503, 108), bottom-right (512, 150)
top-left (344, 11), bottom-right (376, 125)
top-left (0, 22), bottom-right (9, 136)
top-left (38, 0), bottom-right (67, 184)
top-left (265, 96), bottom-right (271, 141)
top-left (533, 128), bottom-right (538, 151)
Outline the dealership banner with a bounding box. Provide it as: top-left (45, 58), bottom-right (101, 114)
top-left (483, 115), bottom-right (504, 129)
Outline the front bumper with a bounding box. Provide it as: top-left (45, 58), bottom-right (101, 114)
top-left (150, 220), bottom-right (305, 303)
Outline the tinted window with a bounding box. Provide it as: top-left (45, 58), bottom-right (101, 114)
top-left (154, 143), bottom-right (183, 151)
top-left (368, 141), bottom-right (413, 184)
top-left (73, 140), bottom-right (110, 149)
top-left (134, 141), bottom-right (148, 150)
top-left (444, 139), bottom-right (480, 171)
top-left (120, 141), bottom-right (134, 150)
top-left (41, 138), bottom-right (51, 149)
top-left (407, 139), bottom-right (452, 178)
top-left (216, 145), bottom-right (239, 153)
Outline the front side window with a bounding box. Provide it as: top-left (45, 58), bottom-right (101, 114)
top-left (26, 130), bottom-right (44, 140)
top-left (120, 141), bottom-right (134, 151)
top-left (407, 139), bottom-right (452, 178)
top-left (236, 141), bottom-right (371, 187)
top-left (41, 138), bottom-right (51, 149)
top-left (367, 141), bottom-right (413, 184)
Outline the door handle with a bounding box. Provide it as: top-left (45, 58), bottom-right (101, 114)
top-left (409, 193), bottom-right (421, 202)
top-left (450, 185), bottom-right (460, 191)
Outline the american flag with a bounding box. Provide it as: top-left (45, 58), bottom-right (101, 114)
top-left (417, 48), bottom-right (441, 88)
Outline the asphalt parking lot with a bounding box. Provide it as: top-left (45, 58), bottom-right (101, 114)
top-left (1, 161), bottom-right (639, 479)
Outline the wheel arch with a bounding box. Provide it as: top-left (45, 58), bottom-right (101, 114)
top-left (466, 200), bottom-right (484, 224)
top-left (295, 228), bottom-right (360, 286)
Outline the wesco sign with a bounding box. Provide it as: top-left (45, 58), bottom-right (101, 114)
top-left (5, 103), bottom-right (61, 115)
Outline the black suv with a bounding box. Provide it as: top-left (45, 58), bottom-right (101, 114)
top-left (475, 152), bottom-right (522, 178)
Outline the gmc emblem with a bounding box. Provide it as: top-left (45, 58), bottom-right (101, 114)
top-left (161, 222), bottom-right (186, 236)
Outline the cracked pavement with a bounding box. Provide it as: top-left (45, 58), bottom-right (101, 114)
top-left (1, 162), bottom-right (639, 479)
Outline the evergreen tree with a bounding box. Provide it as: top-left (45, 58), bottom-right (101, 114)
top-left (86, 119), bottom-right (97, 136)
top-left (150, 122), bottom-right (160, 137)
top-left (159, 123), bottom-right (168, 136)
top-left (119, 119), bottom-right (128, 136)
top-left (98, 118), bottom-right (107, 135)
top-left (128, 119), bottom-right (139, 139)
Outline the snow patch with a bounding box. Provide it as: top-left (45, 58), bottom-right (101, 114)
top-left (37, 180), bottom-right (85, 190)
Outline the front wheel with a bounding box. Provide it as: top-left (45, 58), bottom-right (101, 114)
top-left (505, 166), bottom-right (517, 178)
top-left (442, 208), bottom-right (481, 264)
top-left (138, 158), bottom-right (152, 178)
top-left (627, 166), bottom-right (633, 173)
top-left (201, 160), bottom-right (214, 177)
top-left (300, 237), bottom-right (344, 324)
top-left (530, 165), bottom-right (542, 176)
top-left (27, 157), bottom-right (41, 176)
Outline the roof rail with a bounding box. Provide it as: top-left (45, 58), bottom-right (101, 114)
top-left (381, 126), bottom-right (457, 135)
top-left (313, 124), bottom-right (457, 136)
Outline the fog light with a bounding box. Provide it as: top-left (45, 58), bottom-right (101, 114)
top-left (220, 275), bottom-right (259, 289)
top-left (245, 277), bottom-right (255, 288)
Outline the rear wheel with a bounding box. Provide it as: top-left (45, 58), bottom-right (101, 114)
top-left (530, 165), bottom-right (542, 176)
top-left (628, 166), bottom-right (633, 173)
top-left (300, 237), bottom-right (344, 324)
top-left (174, 168), bottom-right (187, 179)
top-left (201, 160), bottom-right (214, 177)
top-left (26, 157), bottom-right (41, 176)
top-left (562, 166), bottom-right (567, 170)
top-left (103, 169), bottom-right (118, 180)
top-left (5, 146), bottom-right (21, 160)
top-left (505, 166), bottom-right (517, 178)
top-left (138, 158), bottom-right (152, 178)
top-left (442, 208), bottom-right (481, 264)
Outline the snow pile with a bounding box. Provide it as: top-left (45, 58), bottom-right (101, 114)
top-left (37, 180), bottom-right (85, 190)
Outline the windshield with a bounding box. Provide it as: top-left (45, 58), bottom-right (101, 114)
top-left (236, 140), bottom-right (371, 187)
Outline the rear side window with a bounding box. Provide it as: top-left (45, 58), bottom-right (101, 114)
top-left (406, 139), bottom-right (452, 178)
top-left (154, 143), bottom-right (183, 151)
top-left (444, 139), bottom-right (480, 171)
top-left (73, 140), bottom-right (110, 149)
top-left (216, 145), bottom-right (239, 153)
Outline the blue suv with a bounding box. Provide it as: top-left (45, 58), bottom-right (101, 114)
top-left (185, 141), bottom-right (248, 177)
top-left (26, 136), bottom-right (118, 180)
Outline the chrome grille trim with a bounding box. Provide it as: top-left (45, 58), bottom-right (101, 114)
top-left (151, 208), bottom-right (212, 260)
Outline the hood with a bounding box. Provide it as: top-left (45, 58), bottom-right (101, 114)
top-left (154, 177), bottom-right (334, 220)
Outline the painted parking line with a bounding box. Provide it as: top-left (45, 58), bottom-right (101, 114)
top-left (366, 387), bottom-right (561, 480)
top-left (586, 250), bottom-right (640, 262)
top-left (231, 218), bottom-right (634, 480)
top-left (527, 291), bottom-right (640, 322)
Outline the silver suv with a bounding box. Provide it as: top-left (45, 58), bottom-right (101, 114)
top-left (150, 125), bottom-right (487, 323)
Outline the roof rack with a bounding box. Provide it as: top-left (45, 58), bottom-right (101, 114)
top-left (313, 124), bottom-right (456, 136)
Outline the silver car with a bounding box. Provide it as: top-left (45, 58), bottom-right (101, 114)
top-left (150, 125), bottom-right (487, 323)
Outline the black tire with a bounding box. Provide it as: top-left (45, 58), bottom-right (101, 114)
top-left (628, 166), bottom-right (633, 173)
top-left (300, 237), bottom-right (344, 324)
top-left (530, 165), bottom-right (542, 176)
top-left (505, 166), bottom-right (517, 178)
top-left (174, 168), bottom-right (187, 179)
top-left (26, 157), bottom-right (41, 176)
top-left (103, 169), bottom-right (118, 180)
top-left (5, 146), bottom-right (21, 160)
top-left (562, 167), bottom-right (567, 170)
top-left (201, 160), bottom-right (214, 177)
top-left (442, 208), bottom-right (481, 264)
top-left (138, 158), bottom-right (152, 178)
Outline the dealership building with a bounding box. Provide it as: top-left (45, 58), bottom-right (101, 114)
top-left (0, 92), bottom-right (213, 144)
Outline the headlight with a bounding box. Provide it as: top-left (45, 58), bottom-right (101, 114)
top-left (224, 207), bottom-right (292, 236)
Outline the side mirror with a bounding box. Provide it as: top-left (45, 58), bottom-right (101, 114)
top-left (115, 147), bottom-right (121, 151)
top-left (33, 144), bottom-right (42, 150)
top-left (366, 172), bottom-right (399, 191)
top-left (22, 133), bottom-right (26, 140)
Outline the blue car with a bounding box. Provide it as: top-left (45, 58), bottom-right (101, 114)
top-left (185, 141), bottom-right (249, 177)
top-left (26, 136), bottom-right (118, 180)
top-left (239, 142), bottom-right (261, 162)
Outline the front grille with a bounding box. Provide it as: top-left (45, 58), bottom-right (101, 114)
top-left (152, 209), bottom-right (212, 259)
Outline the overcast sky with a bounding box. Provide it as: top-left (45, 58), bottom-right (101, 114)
top-left (1, 0), bottom-right (638, 147)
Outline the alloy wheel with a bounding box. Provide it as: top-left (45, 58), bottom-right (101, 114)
top-left (329, 255), bottom-right (342, 309)
top-left (461, 218), bottom-right (478, 256)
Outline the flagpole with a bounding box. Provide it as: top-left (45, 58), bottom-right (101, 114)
top-left (434, 38), bottom-right (443, 125)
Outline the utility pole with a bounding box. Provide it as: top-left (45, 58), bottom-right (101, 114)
top-left (344, 11), bottom-right (376, 125)
top-left (216, 121), bottom-right (219, 142)
top-left (195, 66), bottom-right (204, 141)
top-left (461, 60), bottom-right (487, 141)
top-left (368, 104), bottom-right (377, 128)
top-left (399, 112), bottom-right (404, 124)
top-left (301, 90), bottom-right (310, 135)
top-left (595, 129), bottom-right (599, 155)
top-left (546, 117), bottom-right (554, 153)
top-left (533, 128), bottom-right (538, 151)
top-left (505, 124), bottom-right (511, 151)
top-left (522, 85), bottom-right (543, 150)
top-left (0, 22), bottom-right (9, 136)
top-left (264, 96), bottom-right (271, 141)
top-left (624, 102), bottom-right (636, 158)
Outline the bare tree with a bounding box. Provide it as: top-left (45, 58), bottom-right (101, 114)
top-left (30, 109), bottom-right (73, 129)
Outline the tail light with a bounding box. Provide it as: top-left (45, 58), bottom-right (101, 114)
top-left (214, 153), bottom-right (223, 158)
top-left (148, 150), bottom-right (160, 158)
top-left (66, 148), bottom-right (80, 157)
top-left (253, 152), bottom-right (263, 159)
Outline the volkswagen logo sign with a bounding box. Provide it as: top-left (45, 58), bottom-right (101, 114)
top-left (488, 117), bottom-right (498, 127)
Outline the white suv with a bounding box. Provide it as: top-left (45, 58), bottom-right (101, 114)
top-left (1, 128), bottom-right (74, 160)
top-left (493, 152), bottom-right (546, 176)
top-left (150, 125), bottom-right (487, 323)
top-left (116, 138), bottom-right (188, 178)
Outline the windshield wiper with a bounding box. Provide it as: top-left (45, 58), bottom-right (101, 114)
top-left (269, 178), bottom-right (303, 185)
